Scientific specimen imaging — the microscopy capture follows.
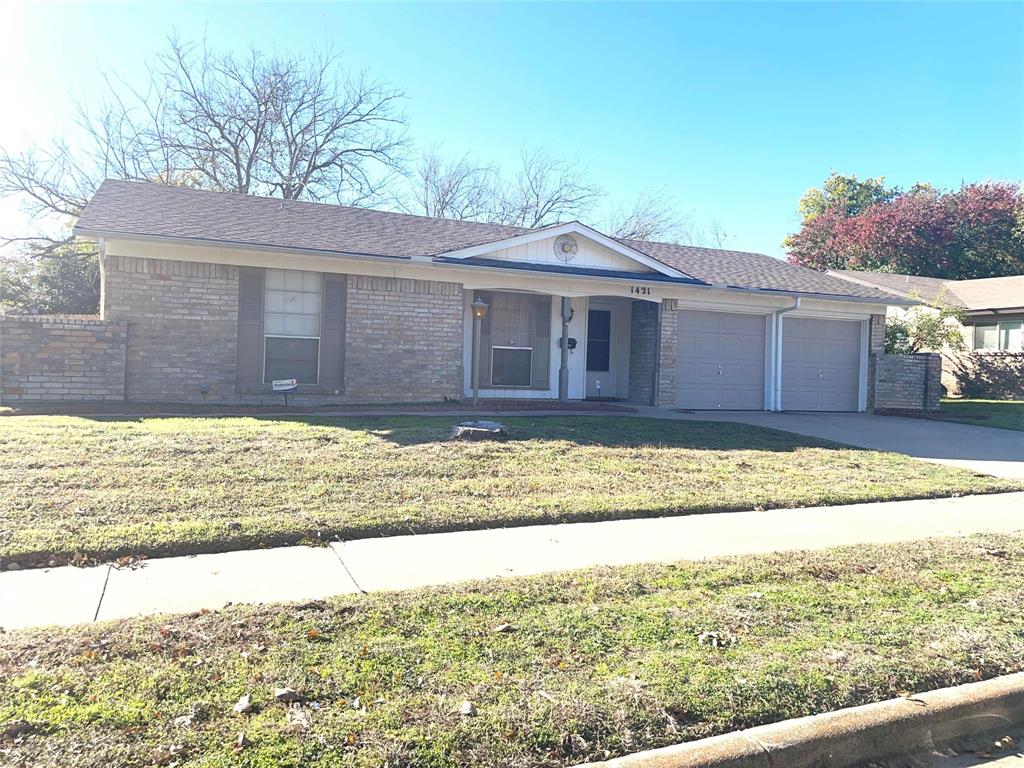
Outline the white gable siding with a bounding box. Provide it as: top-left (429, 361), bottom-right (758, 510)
top-left (482, 235), bottom-right (657, 274)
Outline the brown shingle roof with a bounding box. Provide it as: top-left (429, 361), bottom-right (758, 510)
top-left (830, 270), bottom-right (954, 304)
top-left (76, 180), bottom-right (901, 302)
top-left (946, 276), bottom-right (1024, 312)
top-left (830, 270), bottom-right (1024, 311)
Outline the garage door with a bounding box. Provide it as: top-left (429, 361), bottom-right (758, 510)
top-left (676, 310), bottom-right (766, 409)
top-left (781, 317), bottom-right (861, 411)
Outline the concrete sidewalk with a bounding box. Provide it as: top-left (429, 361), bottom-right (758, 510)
top-left (4, 491), bottom-right (1023, 631)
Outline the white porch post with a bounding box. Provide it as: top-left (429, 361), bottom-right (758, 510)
top-left (558, 296), bottom-right (573, 401)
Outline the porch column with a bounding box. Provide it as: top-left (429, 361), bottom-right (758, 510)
top-left (558, 296), bottom-right (572, 401)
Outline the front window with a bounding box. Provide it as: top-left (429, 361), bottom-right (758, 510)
top-left (264, 269), bottom-right (321, 384)
top-left (974, 321), bottom-right (1022, 352)
top-left (488, 293), bottom-right (535, 387)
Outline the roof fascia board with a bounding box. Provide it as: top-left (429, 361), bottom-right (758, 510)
top-left (431, 221), bottom-right (690, 279)
top-left (74, 228), bottom-right (409, 264)
top-left (85, 228), bottom-right (907, 307)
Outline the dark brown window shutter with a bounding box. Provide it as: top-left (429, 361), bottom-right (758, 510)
top-left (236, 267), bottom-right (265, 392)
top-left (320, 275), bottom-right (347, 394)
top-left (531, 295), bottom-right (551, 389)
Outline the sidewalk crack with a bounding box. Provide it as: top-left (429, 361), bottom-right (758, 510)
top-left (93, 564), bottom-right (113, 622)
top-left (330, 542), bottom-right (366, 594)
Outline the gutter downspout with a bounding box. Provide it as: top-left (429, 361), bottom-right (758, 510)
top-left (771, 298), bottom-right (801, 411)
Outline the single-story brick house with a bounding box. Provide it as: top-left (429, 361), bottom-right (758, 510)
top-left (830, 270), bottom-right (1024, 399)
top-left (3, 180), bottom-right (932, 411)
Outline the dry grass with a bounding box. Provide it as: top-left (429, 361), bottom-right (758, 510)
top-left (2, 534), bottom-right (1023, 766)
top-left (1, 415), bottom-right (1018, 567)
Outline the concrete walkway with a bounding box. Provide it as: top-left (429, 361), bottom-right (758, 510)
top-left (651, 409), bottom-right (1024, 481)
top-left (4, 491), bottom-right (1023, 631)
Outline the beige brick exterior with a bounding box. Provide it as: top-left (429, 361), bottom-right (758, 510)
top-left (103, 256), bottom-right (240, 402)
top-left (0, 315), bottom-right (127, 401)
top-left (343, 275), bottom-right (464, 403)
top-left (874, 353), bottom-right (942, 411)
top-left (627, 300), bottom-right (658, 404)
top-left (655, 299), bottom-right (679, 406)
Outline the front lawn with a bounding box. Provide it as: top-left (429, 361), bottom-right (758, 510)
top-left (936, 399), bottom-right (1024, 432)
top-left (1, 415), bottom-right (1018, 567)
top-left (2, 534), bottom-right (1023, 767)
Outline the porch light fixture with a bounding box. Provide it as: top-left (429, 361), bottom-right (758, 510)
top-left (471, 297), bottom-right (489, 320)
top-left (471, 297), bottom-right (489, 406)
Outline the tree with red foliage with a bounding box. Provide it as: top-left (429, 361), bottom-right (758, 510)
top-left (786, 174), bottom-right (1024, 279)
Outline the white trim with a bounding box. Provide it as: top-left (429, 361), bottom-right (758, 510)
top-left (102, 237), bottom-right (904, 310)
top-left (858, 320), bottom-right (869, 412)
top-left (433, 221), bottom-right (691, 280)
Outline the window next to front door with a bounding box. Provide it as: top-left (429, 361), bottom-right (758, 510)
top-left (264, 268), bottom-right (322, 384)
top-left (586, 309), bottom-right (611, 373)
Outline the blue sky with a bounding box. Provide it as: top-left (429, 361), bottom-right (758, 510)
top-left (2, 1), bottom-right (1021, 256)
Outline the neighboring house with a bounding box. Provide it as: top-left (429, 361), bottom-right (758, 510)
top-left (830, 270), bottom-right (1024, 397)
top-left (2, 180), bottom-right (928, 412)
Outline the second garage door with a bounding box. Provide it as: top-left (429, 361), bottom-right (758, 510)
top-left (677, 309), bottom-right (766, 409)
top-left (781, 317), bottom-right (862, 411)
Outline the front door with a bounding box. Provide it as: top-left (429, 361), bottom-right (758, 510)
top-left (585, 308), bottom-right (613, 398)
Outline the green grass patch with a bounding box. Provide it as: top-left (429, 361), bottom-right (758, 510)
top-left (1, 415), bottom-right (1018, 566)
top-left (937, 399), bottom-right (1024, 432)
top-left (2, 534), bottom-right (1024, 766)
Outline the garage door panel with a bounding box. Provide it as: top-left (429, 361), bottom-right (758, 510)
top-left (781, 318), bottom-right (861, 412)
top-left (676, 309), bottom-right (766, 410)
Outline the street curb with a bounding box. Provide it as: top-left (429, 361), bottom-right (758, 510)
top-left (578, 672), bottom-right (1024, 767)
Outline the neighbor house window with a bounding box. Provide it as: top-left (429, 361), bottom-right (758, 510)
top-left (974, 321), bottom-right (1022, 352)
top-left (264, 269), bottom-right (321, 384)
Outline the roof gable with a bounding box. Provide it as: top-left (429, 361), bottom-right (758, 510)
top-left (433, 222), bottom-right (690, 279)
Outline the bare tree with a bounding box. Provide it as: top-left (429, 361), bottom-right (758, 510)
top-left (0, 35), bottom-right (407, 312)
top-left (403, 147), bottom-right (495, 220)
top-left (679, 218), bottom-right (731, 249)
top-left (153, 38), bottom-right (407, 203)
top-left (492, 147), bottom-right (603, 228)
top-left (265, 60), bottom-right (407, 204)
top-left (605, 189), bottom-right (688, 242)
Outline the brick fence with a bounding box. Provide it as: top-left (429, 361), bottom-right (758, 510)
top-left (0, 315), bottom-right (127, 401)
top-left (873, 352), bottom-right (942, 412)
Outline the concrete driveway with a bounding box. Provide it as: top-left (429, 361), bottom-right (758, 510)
top-left (657, 410), bottom-right (1024, 480)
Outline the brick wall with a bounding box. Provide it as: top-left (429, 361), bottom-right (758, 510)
top-left (627, 300), bottom-right (658, 405)
top-left (343, 275), bottom-right (464, 403)
top-left (103, 255), bottom-right (239, 402)
top-left (0, 315), bottom-right (126, 401)
top-left (655, 299), bottom-right (679, 406)
top-left (874, 353), bottom-right (942, 412)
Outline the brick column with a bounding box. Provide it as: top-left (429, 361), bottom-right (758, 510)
top-left (655, 299), bottom-right (678, 407)
top-left (866, 313), bottom-right (886, 411)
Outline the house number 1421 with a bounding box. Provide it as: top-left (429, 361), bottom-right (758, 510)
top-left (630, 286), bottom-right (651, 296)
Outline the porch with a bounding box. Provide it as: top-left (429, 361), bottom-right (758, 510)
top-left (461, 290), bottom-right (665, 404)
